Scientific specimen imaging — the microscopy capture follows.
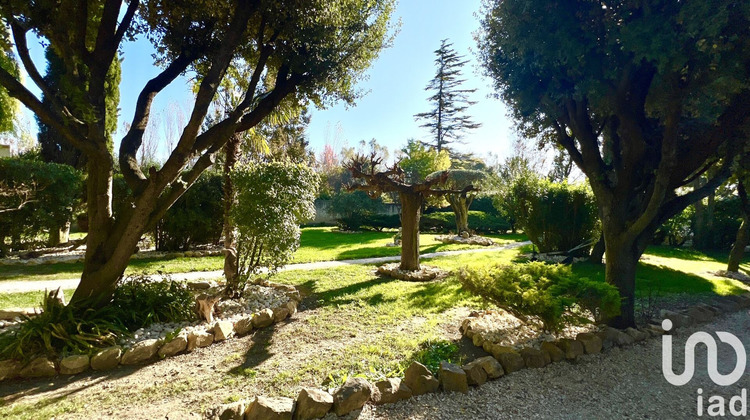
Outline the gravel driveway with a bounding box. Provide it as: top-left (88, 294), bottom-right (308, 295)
top-left (357, 310), bottom-right (750, 420)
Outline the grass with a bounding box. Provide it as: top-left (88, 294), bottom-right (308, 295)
top-left (0, 227), bottom-right (525, 282)
top-left (1, 243), bottom-right (749, 419)
top-left (0, 289), bottom-right (75, 310)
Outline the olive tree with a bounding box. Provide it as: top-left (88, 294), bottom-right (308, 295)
top-left (478, 0), bottom-right (750, 327)
top-left (347, 153), bottom-right (473, 271)
top-left (427, 169), bottom-right (485, 234)
top-left (0, 0), bottom-right (394, 306)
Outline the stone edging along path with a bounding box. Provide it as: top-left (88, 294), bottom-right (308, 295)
top-left (204, 292), bottom-right (750, 420)
top-left (0, 281), bottom-right (302, 382)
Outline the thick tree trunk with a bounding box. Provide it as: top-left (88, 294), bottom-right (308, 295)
top-left (448, 195), bottom-right (470, 234)
top-left (589, 233), bottom-right (605, 264)
top-left (222, 134), bottom-right (242, 295)
top-left (727, 218), bottom-right (749, 272)
top-left (400, 192), bottom-right (423, 271)
top-left (603, 237), bottom-right (640, 328)
top-left (48, 219), bottom-right (71, 247)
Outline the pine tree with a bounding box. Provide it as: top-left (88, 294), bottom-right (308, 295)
top-left (414, 39), bottom-right (480, 155)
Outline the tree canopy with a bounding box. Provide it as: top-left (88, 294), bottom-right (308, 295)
top-left (477, 0), bottom-right (750, 327)
top-left (0, 0), bottom-right (396, 305)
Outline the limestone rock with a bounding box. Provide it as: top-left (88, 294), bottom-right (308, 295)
top-left (659, 309), bottom-right (692, 329)
top-left (187, 331), bottom-right (214, 351)
top-left (490, 345), bottom-right (525, 373)
top-left (294, 388), bottom-right (333, 420)
top-left (273, 306), bottom-right (290, 323)
top-left (474, 355), bottom-right (504, 379)
top-left (0, 359), bottom-right (22, 380)
top-left (214, 321), bottom-right (235, 341)
top-left (597, 327), bottom-right (634, 349)
top-left (624, 327), bottom-right (649, 342)
top-left (159, 334), bottom-right (188, 357)
top-left (121, 339), bottom-right (160, 365)
top-left (541, 341), bottom-right (565, 362)
top-left (472, 333), bottom-right (484, 347)
top-left (207, 400), bottom-right (247, 420)
top-left (684, 306), bottom-right (714, 323)
top-left (245, 396), bottom-right (295, 420)
top-left (333, 377), bottom-right (372, 416)
top-left (234, 315), bottom-right (254, 336)
top-left (252, 309), bottom-right (274, 329)
top-left (373, 378), bottom-right (412, 405)
top-left (195, 294), bottom-right (221, 323)
top-left (286, 300), bottom-right (298, 316)
top-left (60, 354), bottom-right (89, 375)
top-left (461, 360), bottom-right (488, 386)
top-left (576, 333), bottom-right (603, 354)
top-left (439, 361), bottom-right (468, 393)
top-left (403, 361), bottom-right (439, 396)
top-left (556, 339), bottom-right (584, 360)
top-left (20, 357), bottom-right (56, 378)
top-left (91, 346), bottom-right (122, 370)
top-left (520, 347), bottom-right (549, 368)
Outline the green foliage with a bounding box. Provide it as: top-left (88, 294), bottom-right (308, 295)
top-left (155, 172), bottom-right (224, 251)
top-left (0, 48), bottom-right (19, 134)
top-left (509, 175), bottom-right (599, 253)
top-left (411, 339), bottom-right (459, 375)
top-left (0, 157), bottom-right (84, 249)
top-left (458, 262), bottom-right (621, 331)
top-left (399, 139), bottom-right (451, 184)
top-left (328, 190), bottom-right (386, 231)
top-left (654, 206), bottom-right (694, 246)
top-left (231, 161), bottom-right (319, 286)
top-left (421, 211), bottom-right (509, 234)
top-left (414, 39), bottom-right (480, 154)
top-left (111, 275), bottom-right (197, 331)
top-left (490, 156), bottom-right (537, 233)
top-left (0, 290), bottom-right (127, 361)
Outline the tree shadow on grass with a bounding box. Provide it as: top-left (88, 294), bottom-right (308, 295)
top-left (299, 276), bottom-right (399, 309)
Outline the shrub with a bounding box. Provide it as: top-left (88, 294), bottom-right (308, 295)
top-left (0, 290), bottom-right (127, 361)
top-left (328, 190), bottom-right (386, 231)
top-left (0, 157), bottom-right (84, 250)
top-left (111, 275), bottom-right (197, 330)
top-left (154, 172), bottom-right (224, 251)
top-left (513, 178), bottom-right (599, 253)
top-left (458, 262), bottom-right (620, 331)
top-left (230, 161), bottom-right (318, 293)
top-left (654, 206), bottom-right (694, 246)
top-left (420, 211), bottom-right (509, 234)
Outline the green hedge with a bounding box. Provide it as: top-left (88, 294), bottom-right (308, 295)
top-left (0, 156), bottom-right (83, 251)
top-left (154, 172), bottom-right (224, 251)
top-left (421, 211), bottom-right (510, 234)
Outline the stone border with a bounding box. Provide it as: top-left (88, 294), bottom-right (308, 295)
top-left (205, 292), bottom-right (750, 420)
top-left (375, 263), bottom-right (446, 282)
top-left (0, 281), bottom-right (302, 382)
top-left (436, 234), bottom-right (495, 247)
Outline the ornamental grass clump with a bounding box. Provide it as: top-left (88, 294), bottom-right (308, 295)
top-left (458, 262), bottom-right (620, 331)
top-left (111, 275), bottom-right (197, 330)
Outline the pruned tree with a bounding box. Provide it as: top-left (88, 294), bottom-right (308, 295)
top-left (346, 152), bottom-right (473, 271)
top-left (478, 0), bottom-right (750, 327)
top-left (414, 39), bottom-right (480, 155)
top-left (426, 169), bottom-right (485, 234)
top-left (0, 0), bottom-right (395, 307)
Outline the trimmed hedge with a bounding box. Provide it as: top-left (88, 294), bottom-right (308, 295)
top-left (421, 211), bottom-right (510, 234)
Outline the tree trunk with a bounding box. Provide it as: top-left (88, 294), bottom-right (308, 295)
top-left (589, 233), bottom-right (605, 264)
top-left (727, 218), bottom-right (749, 272)
top-left (399, 192), bottom-right (423, 271)
top-left (448, 195), bottom-right (469, 234)
top-left (222, 134), bottom-right (242, 294)
top-left (48, 219), bottom-right (71, 247)
top-left (603, 237), bottom-right (640, 328)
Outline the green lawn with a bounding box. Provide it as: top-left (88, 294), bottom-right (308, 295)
top-left (0, 227), bottom-right (526, 282)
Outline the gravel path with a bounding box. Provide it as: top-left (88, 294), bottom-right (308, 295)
top-left (0, 241), bottom-right (530, 293)
top-left (357, 309), bottom-right (750, 420)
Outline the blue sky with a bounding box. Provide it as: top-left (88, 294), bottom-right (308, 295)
top-left (21, 0), bottom-right (515, 162)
